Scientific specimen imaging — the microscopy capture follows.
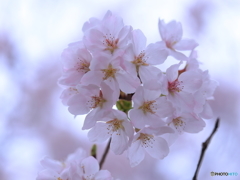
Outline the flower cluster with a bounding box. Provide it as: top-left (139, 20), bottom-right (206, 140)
top-left (37, 148), bottom-right (113, 180)
top-left (59, 11), bottom-right (218, 167)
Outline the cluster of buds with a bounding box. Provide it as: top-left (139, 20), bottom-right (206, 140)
top-left (58, 10), bottom-right (217, 168)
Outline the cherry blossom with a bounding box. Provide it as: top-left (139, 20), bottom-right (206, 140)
top-left (129, 80), bottom-right (173, 128)
top-left (193, 70), bottom-right (218, 118)
top-left (60, 86), bottom-right (80, 106)
top-left (58, 41), bottom-right (92, 86)
top-left (83, 11), bottom-right (132, 57)
top-left (37, 149), bottom-right (113, 180)
top-left (88, 109), bottom-right (134, 155)
top-left (128, 127), bottom-right (174, 167)
top-left (81, 55), bottom-right (140, 97)
top-left (156, 19), bottom-right (198, 60)
top-left (37, 148), bottom-right (87, 180)
top-left (167, 112), bottom-right (206, 134)
top-left (56, 11), bottom-right (218, 170)
top-left (123, 29), bottom-right (167, 83)
top-left (163, 62), bottom-right (203, 113)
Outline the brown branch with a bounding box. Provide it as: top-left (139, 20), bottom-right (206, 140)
top-left (99, 138), bottom-right (111, 169)
top-left (193, 118), bottom-right (220, 180)
top-left (119, 91), bottom-right (134, 101)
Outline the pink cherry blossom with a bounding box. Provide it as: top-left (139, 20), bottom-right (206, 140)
top-left (60, 86), bottom-right (80, 106)
top-left (123, 29), bottom-right (167, 83)
top-left (66, 83), bottom-right (114, 115)
top-left (82, 17), bottom-right (100, 33)
top-left (128, 127), bottom-right (174, 167)
top-left (193, 71), bottom-right (218, 119)
top-left (37, 148), bottom-right (87, 180)
top-left (56, 11), bottom-right (218, 174)
top-left (37, 149), bottom-right (113, 180)
top-left (83, 11), bottom-right (132, 57)
top-left (81, 55), bottom-right (140, 97)
top-left (157, 19), bottom-right (198, 60)
top-left (58, 41), bottom-right (92, 86)
top-left (88, 109), bottom-right (134, 155)
top-left (167, 112), bottom-right (206, 134)
top-left (129, 80), bottom-right (173, 128)
top-left (163, 62), bottom-right (203, 113)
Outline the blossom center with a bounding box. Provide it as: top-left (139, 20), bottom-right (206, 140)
top-left (137, 133), bottom-right (155, 148)
top-left (166, 40), bottom-right (177, 49)
top-left (103, 34), bottom-right (119, 54)
top-left (168, 80), bottom-right (183, 95)
top-left (75, 59), bottom-right (90, 73)
top-left (172, 117), bottom-right (185, 131)
top-left (139, 100), bottom-right (156, 114)
top-left (131, 51), bottom-right (149, 67)
top-left (68, 87), bottom-right (79, 95)
top-left (88, 91), bottom-right (106, 109)
top-left (106, 119), bottom-right (124, 135)
top-left (101, 64), bottom-right (118, 80)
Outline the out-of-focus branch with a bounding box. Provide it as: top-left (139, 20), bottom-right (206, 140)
top-left (193, 118), bottom-right (220, 180)
top-left (99, 138), bottom-right (111, 169)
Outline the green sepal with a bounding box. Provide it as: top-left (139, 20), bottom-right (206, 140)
top-left (91, 144), bottom-right (97, 159)
top-left (116, 99), bottom-right (132, 113)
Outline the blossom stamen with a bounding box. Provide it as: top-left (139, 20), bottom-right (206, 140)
top-left (101, 64), bottom-right (118, 80)
top-left (131, 51), bottom-right (149, 67)
top-left (88, 91), bottom-right (106, 108)
top-left (172, 117), bottom-right (186, 131)
top-left (168, 80), bottom-right (184, 95)
top-left (106, 119), bottom-right (124, 135)
top-left (103, 34), bottom-right (119, 54)
top-left (137, 133), bottom-right (155, 148)
top-left (139, 100), bottom-right (157, 114)
top-left (75, 59), bottom-right (90, 73)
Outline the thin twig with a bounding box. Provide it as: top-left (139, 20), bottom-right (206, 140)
top-left (193, 118), bottom-right (220, 180)
top-left (99, 138), bottom-right (111, 169)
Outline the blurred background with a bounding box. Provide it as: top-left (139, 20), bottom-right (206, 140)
top-left (0, 0), bottom-right (240, 179)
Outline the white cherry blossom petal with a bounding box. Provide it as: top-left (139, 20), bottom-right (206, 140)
top-left (139, 66), bottom-right (162, 84)
top-left (145, 42), bottom-right (168, 65)
top-left (82, 108), bottom-right (106, 130)
top-left (129, 108), bottom-right (146, 128)
top-left (111, 130), bottom-right (128, 154)
top-left (184, 118), bottom-right (206, 133)
top-left (145, 136), bottom-right (169, 159)
top-left (173, 39), bottom-right (198, 51)
top-left (166, 63), bottom-right (181, 82)
top-left (168, 49), bottom-right (188, 60)
top-left (81, 70), bottom-right (104, 86)
top-left (131, 29), bottom-right (147, 55)
top-left (200, 102), bottom-right (214, 119)
top-left (179, 71), bottom-right (202, 93)
top-left (88, 123), bottom-right (110, 143)
top-left (158, 19), bottom-right (182, 43)
top-left (116, 71), bottom-right (140, 93)
top-left (67, 94), bottom-right (90, 115)
top-left (36, 169), bottom-right (60, 180)
top-left (128, 140), bottom-right (145, 167)
top-left (40, 157), bottom-right (63, 173)
top-left (94, 170), bottom-right (113, 180)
